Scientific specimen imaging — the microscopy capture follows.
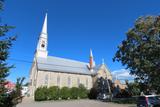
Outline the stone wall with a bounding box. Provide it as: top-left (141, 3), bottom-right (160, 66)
top-left (36, 70), bottom-right (93, 89)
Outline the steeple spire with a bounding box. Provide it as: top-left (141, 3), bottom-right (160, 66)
top-left (35, 13), bottom-right (48, 58)
top-left (41, 13), bottom-right (47, 36)
top-left (89, 49), bottom-right (95, 71)
top-left (90, 49), bottom-right (93, 57)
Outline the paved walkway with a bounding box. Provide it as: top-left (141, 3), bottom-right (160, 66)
top-left (17, 97), bottom-right (136, 107)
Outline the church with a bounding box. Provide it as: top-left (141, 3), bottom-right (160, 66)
top-left (29, 13), bottom-right (113, 96)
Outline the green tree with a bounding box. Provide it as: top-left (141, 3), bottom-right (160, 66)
top-left (9, 77), bottom-right (25, 105)
top-left (95, 77), bottom-right (113, 100)
top-left (113, 16), bottom-right (160, 93)
top-left (13, 77), bottom-right (25, 98)
top-left (23, 82), bottom-right (29, 86)
top-left (125, 80), bottom-right (140, 96)
top-left (0, 0), bottom-right (17, 106)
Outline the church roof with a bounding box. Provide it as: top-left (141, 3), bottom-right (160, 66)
top-left (36, 56), bottom-right (95, 75)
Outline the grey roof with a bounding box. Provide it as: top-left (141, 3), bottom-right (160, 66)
top-left (37, 56), bottom-right (95, 75)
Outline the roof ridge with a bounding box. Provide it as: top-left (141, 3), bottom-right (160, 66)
top-left (47, 56), bottom-right (88, 64)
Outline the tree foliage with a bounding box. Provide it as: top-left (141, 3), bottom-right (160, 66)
top-left (0, 0), bottom-right (17, 106)
top-left (13, 77), bottom-right (25, 98)
top-left (113, 16), bottom-right (160, 93)
top-left (125, 80), bottom-right (140, 96)
top-left (34, 85), bottom-right (88, 101)
top-left (96, 77), bottom-right (112, 95)
top-left (96, 77), bottom-right (113, 101)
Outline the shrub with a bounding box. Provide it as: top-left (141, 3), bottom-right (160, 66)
top-left (60, 87), bottom-right (70, 100)
top-left (70, 87), bottom-right (79, 99)
top-left (34, 85), bottom-right (89, 101)
top-left (88, 88), bottom-right (98, 99)
top-left (112, 97), bottom-right (137, 104)
top-left (34, 87), bottom-right (48, 101)
top-left (78, 84), bottom-right (88, 99)
top-left (48, 86), bottom-right (59, 100)
top-left (0, 94), bottom-right (14, 107)
top-left (114, 89), bottom-right (132, 98)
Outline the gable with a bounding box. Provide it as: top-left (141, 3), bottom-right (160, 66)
top-left (96, 64), bottom-right (112, 80)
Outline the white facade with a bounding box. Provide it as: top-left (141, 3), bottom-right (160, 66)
top-left (36, 13), bottom-right (48, 58)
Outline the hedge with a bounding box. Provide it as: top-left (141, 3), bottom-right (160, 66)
top-left (70, 87), bottom-right (79, 99)
top-left (48, 86), bottom-right (59, 100)
top-left (60, 87), bottom-right (70, 100)
top-left (34, 87), bottom-right (48, 101)
top-left (78, 84), bottom-right (89, 99)
top-left (112, 97), bottom-right (137, 104)
top-left (34, 84), bottom-right (89, 101)
top-left (88, 88), bottom-right (98, 99)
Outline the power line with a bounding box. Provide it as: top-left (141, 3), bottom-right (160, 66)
top-left (9, 58), bottom-right (90, 69)
top-left (8, 58), bottom-right (107, 70)
top-left (8, 58), bottom-right (134, 80)
top-left (8, 58), bottom-right (112, 76)
top-left (9, 58), bottom-right (33, 64)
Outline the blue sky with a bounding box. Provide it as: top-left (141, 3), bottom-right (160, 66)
top-left (3, 0), bottom-right (160, 83)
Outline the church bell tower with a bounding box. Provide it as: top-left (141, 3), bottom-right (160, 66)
top-left (35, 13), bottom-right (48, 58)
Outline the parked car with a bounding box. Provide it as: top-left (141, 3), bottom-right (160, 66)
top-left (21, 86), bottom-right (29, 96)
top-left (137, 95), bottom-right (160, 107)
top-left (157, 96), bottom-right (160, 100)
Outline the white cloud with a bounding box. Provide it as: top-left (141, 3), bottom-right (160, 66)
top-left (112, 69), bottom-right (134, 81)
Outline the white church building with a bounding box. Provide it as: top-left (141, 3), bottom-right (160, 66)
top-left (29, 13), bottom-right (113, 96)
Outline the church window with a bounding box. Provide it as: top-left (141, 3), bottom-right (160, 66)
top-left (30, 79), bottom-right (32, 85)
top-left (86, 78), bottom-right (88, 88)
top-left (44, 74), bottom-right (48, 85)
top-left (77, 78), bottom-right (80, 86)
top-left (68, 76), bottom-right (71, 88)
top-left (57, 75), bottom-right (60, 87)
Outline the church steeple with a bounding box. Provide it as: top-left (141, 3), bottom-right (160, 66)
top-left (36, 13), bottom-right (48, 58)
top-left (89, 49), bottom-right (95, 71)
top-left (41, 13), bottom-right (47, 37)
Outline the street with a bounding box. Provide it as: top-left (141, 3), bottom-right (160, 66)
top-left (17, 98), bottom-right (136, 107)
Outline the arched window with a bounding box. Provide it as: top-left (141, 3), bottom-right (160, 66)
top-left (41, 40), bottom-right (45, 48)
top-left (44, 74), bottom-right (48, 85)
top-left (77, 77), bottom-right (80, 87)
top-left (57, 75), bottom-right (60, 87)
top-left (68, 76), bottom-right (71, 88)
top-left (86, 78), bottom-right (88, 88)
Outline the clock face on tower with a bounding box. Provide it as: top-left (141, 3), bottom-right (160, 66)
top-left (41, 40), bottom-right (45, 48)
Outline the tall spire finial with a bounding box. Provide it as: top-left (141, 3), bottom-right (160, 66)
top-left (90, 49), bottom-right (93, 57)
top-left (41, 13), bottom-right (47, 35)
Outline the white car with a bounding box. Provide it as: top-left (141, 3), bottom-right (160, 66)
top-left (21, 86), bottom-right (29, 96)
